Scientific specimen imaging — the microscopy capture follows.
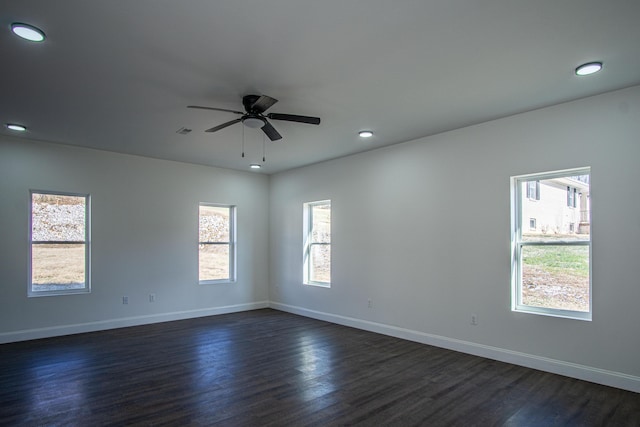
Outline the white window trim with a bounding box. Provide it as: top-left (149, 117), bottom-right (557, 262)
top-left (303, 200), bottom-right (331, 287)
top-left (28, 190), bottom-right (91, 297)
top-left (198, 203), bottom-right (237, 285)
top-left (510, 167), bottom-right (591, 321)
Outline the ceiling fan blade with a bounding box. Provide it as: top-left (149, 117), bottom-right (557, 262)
top-left (267, 113), bottom-right (321, 125)
top-left (250, 95), bottom-right (278, 114)
top-left (205, 118), bottom-right (242, 133)
top-left (261, 120), bottom-right (282, 141)
top-left (188, 105), bottom-right (243, 115)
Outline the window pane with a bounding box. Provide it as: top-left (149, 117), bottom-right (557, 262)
top-left (521, 175), bottom-right (589, 242)
top-left (32, 243), bottom-right (86, 291)
top-left (526, 181), bottom-right (538, 200)
top-left (198, 204), bottom-right (235, 283)
top-left (304, 200), bottom-right (331, 286)
top-left (199, 244), bottom-right (230, 281)
top-left (30, 192), bottom-right (88, 295)
top-left (32, 193), bottom-right (86, 242)
top-left (310, 244), bottom-right (331, 283)
top-left (311, 204), bottom-right (331, 243)
top-left (521, 245), bottom-right (589, 312)
top-left (199, 205), bottom-right (230, 242)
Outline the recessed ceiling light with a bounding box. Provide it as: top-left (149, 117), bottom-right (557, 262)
top-left (6, 123), bottom-right (27, 132)
top-left (11, 23), bottom-right (46, 42)
top-left (359, 130), bottom-right (374, 138)
top-left (575, 62), bottom-right (603, 76)
top-left (250, 164), bottom-right (262, 169)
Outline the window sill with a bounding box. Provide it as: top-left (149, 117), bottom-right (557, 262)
top-left (28, 288), bottom-right (90, 297)
top-left (304, 282), bottom-right (331, 288)
top-left (199, 279), bottom-right (235, 285)
top-left (513, 305), bottom-right (591, 321)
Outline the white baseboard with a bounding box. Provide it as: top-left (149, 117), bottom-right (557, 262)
top-left (0, 301), bottom-right (269, 344)
top-left (269, 302), bottom-right (640, 394)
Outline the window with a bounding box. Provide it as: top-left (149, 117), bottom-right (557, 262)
top-left (526, 180), bottom-right (540, 200)
top-left (29, 191), bottom-right (90, 296)
top-left (529, 218), bottom-right (537, 230)
top-left (567, 186), bottom-right (578, 208)
top-left (303, 200), bottom-right (331, 287)
top-left (511, 168), bottom-right (591, 320)
top-left (198, 204), bottom-right (236, 284)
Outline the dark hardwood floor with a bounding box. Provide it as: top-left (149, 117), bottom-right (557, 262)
top-left (1, 309), bottom-right (638, 426)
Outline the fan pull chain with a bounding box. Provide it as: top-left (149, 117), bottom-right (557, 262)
top-left (262, 133), bottom-right (266, 162)
top-left (241, 125), bottom-right (245, 158)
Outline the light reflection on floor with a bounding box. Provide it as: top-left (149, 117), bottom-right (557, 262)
top-left (26, 349), bottom-right (89, 422)
top-left (295, 331), bottom-right (340, 404)
top-left (194, 328), bottom-right (235, 389)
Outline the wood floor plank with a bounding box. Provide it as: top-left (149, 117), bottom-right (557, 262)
top-left (1, 309), bottom-right (638, 426)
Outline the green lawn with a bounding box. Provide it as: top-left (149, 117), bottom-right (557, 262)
top-left (522, 245), bottom-right (589, 277)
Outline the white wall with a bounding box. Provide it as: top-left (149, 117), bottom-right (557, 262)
top-left (269, 85), bottom-right (640, 392)
top-left (0, 137), bottom-right (270, 341)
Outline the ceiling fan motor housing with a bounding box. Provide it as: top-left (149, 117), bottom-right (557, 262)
top-left (243, 95), bottom-right (262, 113)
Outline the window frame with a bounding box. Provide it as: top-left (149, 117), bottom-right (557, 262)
top-left (28, 190), bottom-right (91, 297)
top-left (303, 200), bottom-right (331, 287)
top-left (511, 167), bottom-right (591, 321)
top-left (198, 203), bottom-right (236, 285)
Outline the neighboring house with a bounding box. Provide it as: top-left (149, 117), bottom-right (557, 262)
top-left (522, 175), bottom-right (590, 237)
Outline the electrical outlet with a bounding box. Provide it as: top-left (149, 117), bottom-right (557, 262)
top-left (471, 314), bottom-right (478, 325)
top-left (149, 293), bottom-right (156, 303)
top-left (122, 296), bottom-right (129, 305)
top-left (368, 299), bottom-right (373, 309)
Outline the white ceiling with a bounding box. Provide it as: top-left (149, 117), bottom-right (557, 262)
top-left (2, 0), bottom-right (639, 174)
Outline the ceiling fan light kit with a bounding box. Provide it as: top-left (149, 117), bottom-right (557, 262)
top-left (242, 116), bottom-right (265, 129)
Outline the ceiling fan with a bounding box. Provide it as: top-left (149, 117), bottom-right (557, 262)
top-left (188, 94), bottom-right (320, 141)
